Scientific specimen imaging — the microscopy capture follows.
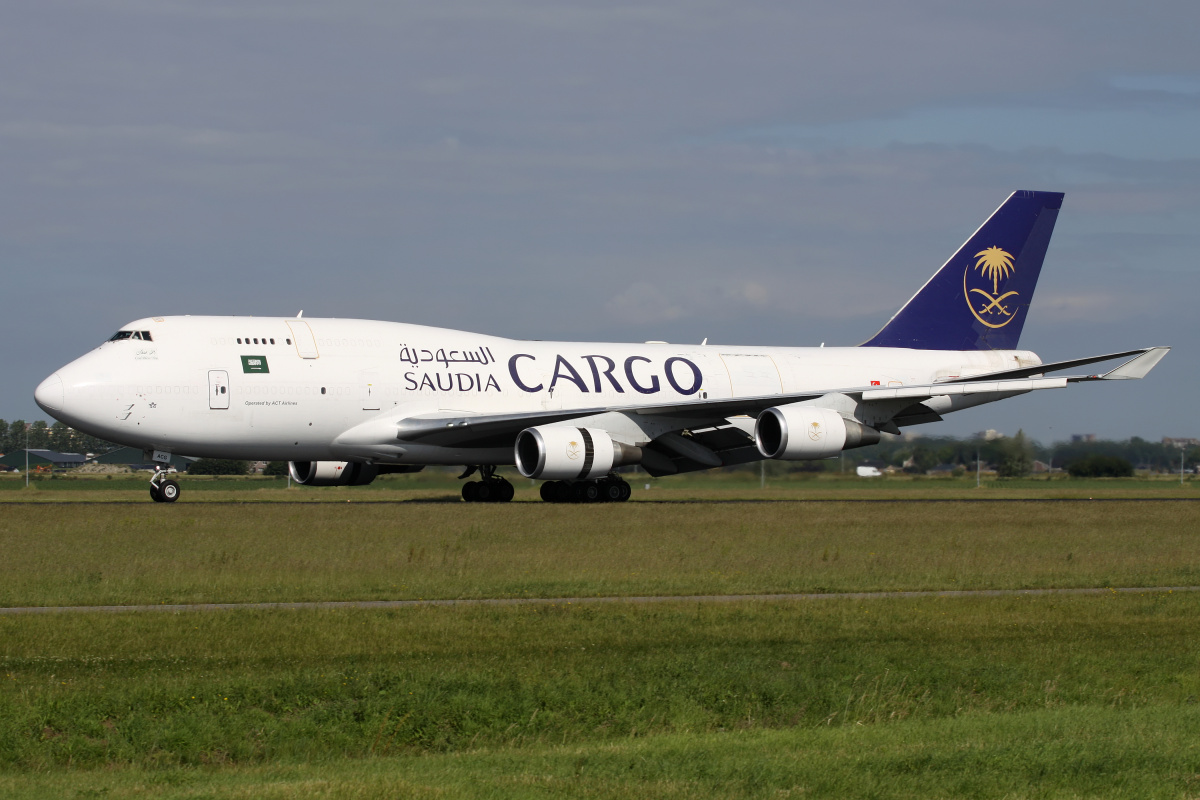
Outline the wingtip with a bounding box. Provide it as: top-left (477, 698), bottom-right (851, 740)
top-left (1101, 346), bottom-right (1171, 380)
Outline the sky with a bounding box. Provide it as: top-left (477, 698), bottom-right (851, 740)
top-left (2, 0), bottom-right (1198, 444)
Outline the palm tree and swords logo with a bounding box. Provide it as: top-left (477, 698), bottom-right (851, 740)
top-left (964, 245), bottom-right (1019, 328)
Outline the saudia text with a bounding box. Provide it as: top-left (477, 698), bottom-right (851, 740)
top-left (397, 352), bottom-right (704, 395)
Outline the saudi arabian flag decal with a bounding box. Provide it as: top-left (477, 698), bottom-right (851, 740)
top-left (241, 355), bottom-right (269, 374)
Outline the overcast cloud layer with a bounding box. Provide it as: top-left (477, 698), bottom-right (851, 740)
top-left (3, 0), bottom-right (1198, 443)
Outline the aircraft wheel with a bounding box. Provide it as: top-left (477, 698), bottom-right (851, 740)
top-left (462, 481), bottom-right (479, 502)
top-left (497, 480), bottom-right (515, 503)
top-left (583, 483), bottom-right (601, 503)
top-left (159, 480), bottom-right (180, 503)
top-left (539, 481), bottom-right (557, 502)
top-left (618, 481), bottom-right (632, 502)
top-left (149, 484), bottom-right (162, 502)
top-left (475, 481), bottom-right (493, 502)
top-left (604, 481), bottom-right (623, 502)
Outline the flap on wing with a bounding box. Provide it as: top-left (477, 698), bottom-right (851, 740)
top-left (862, 376), bottom-right (1067, 401)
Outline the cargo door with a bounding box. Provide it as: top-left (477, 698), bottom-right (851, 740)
top-left (719, 354), bottom-right (782, 398)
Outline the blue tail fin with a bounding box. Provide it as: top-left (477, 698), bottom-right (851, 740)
top-left (861, 190), bottom-right (1064, 350)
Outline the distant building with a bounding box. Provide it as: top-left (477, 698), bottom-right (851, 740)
top-left (974, 429), bottom-right (1005, 441)
top-left (1163, 437), bottom-right (1200, 448)
top-left (1072, 434), bottom-right (1097, 443)
top-left (0, 449), bottom-right (86, 470)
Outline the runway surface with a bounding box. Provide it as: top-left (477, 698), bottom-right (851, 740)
top-left (2, 585), bottom-right (1196, 615)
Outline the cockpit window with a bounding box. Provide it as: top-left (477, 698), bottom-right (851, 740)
top-left (108, 330), bottom-right (154, 342)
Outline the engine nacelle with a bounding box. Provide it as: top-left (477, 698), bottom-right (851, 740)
top-left (288, 461), bottom-right (380, 486)
top-left (514, 425), bottom-right (640, 480)
top-left (755, 405), bottom-right (880, 460)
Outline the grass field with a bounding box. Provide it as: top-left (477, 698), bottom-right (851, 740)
top-left (3, 596), bottom-right (1200, 797)
top-left (1, 498), bottom-right (1199, 606)
top-left (2, 486), bottom-right (1199, 797)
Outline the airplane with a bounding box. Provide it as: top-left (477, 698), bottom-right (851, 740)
top-left (33, 190), bottom-right (1169, 504)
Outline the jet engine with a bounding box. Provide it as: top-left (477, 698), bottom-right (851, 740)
top-left (755, 405), bottom-right (880, 460)
top-left (288, 461), bottom-right (380, 486)
top-left (514, 425), bottom-right (641, 480)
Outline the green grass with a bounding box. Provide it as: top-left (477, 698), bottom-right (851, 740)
top-left (3, 494), bottom-right (1199, 797)
top-left (3, 707), bottom-right (1200, 799)
top-left (2, 595), bottom-right (1199, 797)
top-left (1, 500), bottom-right (1198, 606)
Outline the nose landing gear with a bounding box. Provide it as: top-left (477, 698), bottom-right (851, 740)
top-left (459, 465), bottom-right (515, 503)
top-left (149, 467), bottom-right (180, 503)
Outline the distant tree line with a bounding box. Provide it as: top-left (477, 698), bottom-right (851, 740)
top-left (1066, 455), bottom-right (1135, 478)
top-left (735, 431), bottom-right (1199, 478)
top-left (187, 459), bottom-right (250, 476)
top-left (865, 433), bottom-right (1198, 476)
top-left (0, 419), bottom-right (118, 458)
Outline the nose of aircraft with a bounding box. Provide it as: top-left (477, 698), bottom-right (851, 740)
top-left (34, 372), bottom-right (64, 413)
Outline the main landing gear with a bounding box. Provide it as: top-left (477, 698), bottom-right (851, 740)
top-left (540, 476), bottom-right (632, 503)
top-left (459, 465), bottom-right (515, 503)
top-left (149, 467), bottom-right (180, 503)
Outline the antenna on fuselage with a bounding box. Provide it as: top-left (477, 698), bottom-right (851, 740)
top-left (297, 310), bottom-right (304, 318)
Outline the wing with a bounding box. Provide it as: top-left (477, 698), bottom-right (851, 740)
top-left (336, 347), bottom-right (1170, 453)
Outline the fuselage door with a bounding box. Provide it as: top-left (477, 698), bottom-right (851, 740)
top-left (208, 370), bottom-right (230, 409)
top-left (287, 320), bottom-right (320, 359)
top-left (361, 370), bottom-right (380, 411)
top-left (720, 354), bottom-right (783, 398)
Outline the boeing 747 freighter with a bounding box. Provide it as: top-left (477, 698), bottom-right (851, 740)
top-left (34, 191), bottom-right (1169, 502)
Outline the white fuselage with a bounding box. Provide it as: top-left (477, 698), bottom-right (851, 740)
top-left (37, 315), bottom-right (1041, 463)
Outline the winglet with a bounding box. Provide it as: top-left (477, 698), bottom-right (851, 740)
top-left (1099, 346), bottom-right (1171, 380)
